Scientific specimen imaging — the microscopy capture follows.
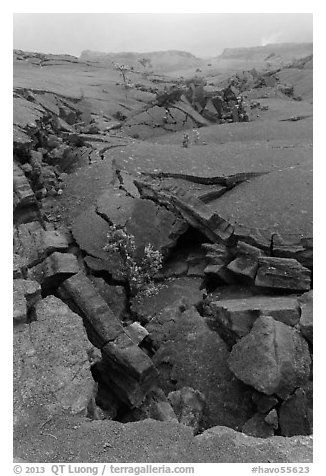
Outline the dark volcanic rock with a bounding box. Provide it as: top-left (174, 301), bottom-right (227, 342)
top-left (61, 272), bottom-right (158, 407)
top-left (255, 257), bottom-right (311, 292)
top-left (131, 277), bottom-right (204, 324)
top-left (135, 179), bottom-right (235, 244)
top-left (195, 425), bottom-right (312, 463)
top-left (265, 409), bottom-right (279, 430)
top-left (13, 253), bottom-right (28, 279)
top-left (60, 272), bottom-right (124, 348)
top-left (148, 304), bottom-right (255, 430)
top-left (99, 333), bottom-right (159, 407)
top-left (207, 296), bottom-right (301, 342)
top-left (168, 387), bottom-right (206, 434)
top-left (98, 190), bottom-right (188, 258)
top-left (121, 388), bottom-right (178, 423)
top-left (228, 316), bottom-right (311, 399)
top-left (272, 233), bottom-right (313, 269)
top-left (29, 252), bottom-right (79, 290)
top-left (226, 241), bottom-right (264, 281)
top-left (13, 162), bottom-right (37, 211)
top-left (242, 412), bottom-right (275, 438)
top-left (14, 221), bottom-right (70, 268)
top-left (90, 277), bottom-right (128, 320)
top-left (13, 279), bottom-right (42, 325)
top-left (279, 383), bottom-right (313, 436)
top-left (298, 290), bottom-right (313, 344)
top-left (252, 392), bottom-right (279, 414)
top-left (14, 296), bottom-right (95, 429)
top-left (125, 198), bottom-right (188, 258)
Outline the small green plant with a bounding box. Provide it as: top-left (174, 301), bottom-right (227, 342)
top-left (104, 224), bottom-right (163, 297)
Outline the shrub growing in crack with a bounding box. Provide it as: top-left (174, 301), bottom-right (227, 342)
top-left (104, 224), bottom-right (163, 298)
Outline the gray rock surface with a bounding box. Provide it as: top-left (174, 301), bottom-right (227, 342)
top-left (14, 296), bottom-right (95, 429)
top-left (228, 316), bottom-right (311, 399)
top-left (13, 279), bottom-right (41, 324)
top-left (29, 251), bottom-right (79, 289)
top-left (14, 221), bottom-right (69, 268)
top-left (168, 386), bottom-right (206, 434)
top-left (255, 257), bottom-right (311, 291)
top-left (242, 412), bottom-right (275, 438)
top-left (207, 296), bottom-right (301, 342)
top-left (148, 303), bottom-right (255, 430)
top-left (279, 383), bottom-right (313, 436)
top-left (14, 417), bottom-right (313, 463)
top-left (61, 272), bottom-right (158, 407)
top-left (299, 290), bottom-right (313, 343)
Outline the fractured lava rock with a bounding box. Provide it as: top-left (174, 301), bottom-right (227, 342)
top-left (14, 221), bottom-right (69, 268)
top-left (61, 272), bottom-right (158, 407)
top-left (13, 162), bottom-right (37, 214)
top-left (13, 279), bottom-right (41, 325)
top-left (279, 383), bottom-right (313, 436)
top-left (228, 316), bottom-right (311, 399)
top-left (29, 251), bottom-right (79, 290)
top-left (168, 386), bottom-right (206, 434)
top-left (14, 296), bottom-right (95, 429)
top-left (242, 412), bottom-right (275, 438)
top-left (255, 257), bottom-right (311, 292)
top-left (120, 387), bottom-right (178, 424)
top-left (298, 290), bottom-right (313, 344)
top-left (147, 302), bottom-right (255, 430)
top-left (206, 296), bottom-right (301, 343)
top-left (90, 277), bottom-right (128, 321)
top-left (125, 198), bottom-right (188, 257)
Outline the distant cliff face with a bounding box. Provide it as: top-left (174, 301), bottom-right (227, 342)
top-left (80, 49), bottom-right (204, 73)
top-left (218, 43), bottom-right (313, 62)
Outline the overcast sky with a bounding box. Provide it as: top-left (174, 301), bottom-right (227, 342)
top-left (13, 13), bottom-right (313, 58)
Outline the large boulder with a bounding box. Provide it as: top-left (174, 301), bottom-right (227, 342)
top-left (14, 296), bottom-right (95, 429)
top-left (228, 316), bottom-right (311, 399)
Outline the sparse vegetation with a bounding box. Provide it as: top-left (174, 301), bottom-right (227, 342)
top-left (104, 224), bottom-right (163, 297)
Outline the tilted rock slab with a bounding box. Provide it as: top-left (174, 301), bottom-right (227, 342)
top-left (228, 316), bottom-right (311, 399)
top-left (135, 179), bottom-right (235, 245)
top-left (61, 272), bottom-right (158, 407)
top-left (208, 296), bottom-right (301, 342)
top-left (255, 257), bottom-right (311, 292)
